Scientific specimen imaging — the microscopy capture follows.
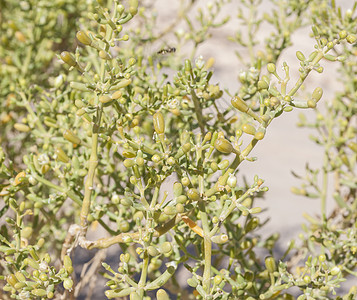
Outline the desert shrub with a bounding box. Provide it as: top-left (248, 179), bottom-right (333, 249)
top-left (0, 0), bottom-right (356, 299)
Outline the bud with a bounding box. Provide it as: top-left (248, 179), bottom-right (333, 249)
top-left (187, 188), bottom-right (200, 201)
top-left (242, 124), bottom-right (256, 135)
top-left (99, 94), bottom-right (112, 104)
top-left (55, 147), bottom-right (70, 163)
top-left (63, 277), bottom-right (73, 290)
top-left (14, 123), bottom-right (30, 132)
top-left (13, 171), bottom-right (26, 186)
top-left (153, 112), bottom-right (165, 134)
top-left (265, 256), bottom-right (276, 273)
top-left (311, 87), bottom-right (323, 102)
top-left (31, 289), bottom-right (47, 297)
top-left (214, 138), bottom-right (234, 154)
top-left (76, 31), bottom-right (92, 45)
top-left (160, 242), bottom-right (172, 254)
top-left (346, 34), bottom-right (356, 44)
top-left (63, 129), bottom-right (81, 144)
top-left (338, 30), bottom-right (347, 39)
top-left (231, 96), bottom-right (249, 113)
top-left (267, 63), bottom-right (276, 73)
top-left (156, 289), bottom-right (170, 300)
top-left (60, 51), bottom-right (77, 67)
top-left (147, 246), bottom-right (160, 257)
top-left (296, 51), bottom-right (306, 61)
top-left (129, 0), bottom-right (139, 15)
top-left (64, 255), bottom-right (73, 274)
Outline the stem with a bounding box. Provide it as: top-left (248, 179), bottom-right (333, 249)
top-left (191, 88), bottom-right (205, 135)
top-left (80, 106), bottom-right (102, 235)
top-left (198, 200), bottom-right (212, 294)
top-left (137, 252), bottom-right (149, 297)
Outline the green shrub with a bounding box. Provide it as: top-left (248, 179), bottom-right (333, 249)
top-left (0, 0), bottom-right (356, 299)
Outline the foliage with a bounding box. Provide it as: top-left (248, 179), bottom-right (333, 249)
top-left (0, 0), bottom-right (356, 299)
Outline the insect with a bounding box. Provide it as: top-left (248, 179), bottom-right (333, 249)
top-left (157, 47), bottom-right (176, 55)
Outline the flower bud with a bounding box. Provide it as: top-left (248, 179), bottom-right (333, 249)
top-left (76, 31), bottom-right (92, 45)
top-left (173, 182), bottom-right (183, 197)
top-left (14, 123), bottom-right (30, 132)
top-left (13, 171), bottom-right (26, 186)
top-left (160, 242), bottom-right (172, 254)
top-left (218, 159), bottom-right (229, 170)
top-left (264, 256), bottom-right (276, 273)
top-left (156, 289), bottom-right (170, 300)
top-left (346, 34), bottom-right (356, 44)
top-left (55, 147), bottom-right (69, 163)
top-left (214, 138), bottom-right (234, 154)
top-left (231, 96), bottom-right (249, 113)
top-left (147, 246), bottom-right (160, 257)
top-left (153, 112), bottom-right (165, 134)
top-left (296, 51), bottom-right (306, 61)
top-left (267, 63), bottom-right (276, 73)
top-left (60, 51), bottom-right (77, 67)
top-left (99, 94), bottom-right (112, 104)
top-left (63, 277), bottom-right (73, 290)
top-left (311, 87), bottom-right (323, 102)
top-left (63, 129), bottom-right (81, 144)
top-left (129, 0), bottom-right (139, 15)
top-left (31, 289), bottom-right (47, 297)
top-left (242, 124), bottom-right (256, 135)
top-left (64, 255), bottom-right (73, 274)
top-left (187, 188), bottom-right (200, 201)
top-left (338, 30), bottom-right (347, 39)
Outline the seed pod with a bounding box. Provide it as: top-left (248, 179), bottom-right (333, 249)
top-left (60, 51), bottom-right (77, 67)
top-left (214, 138), bottom-right (234, 154)
top-left (231, 96), bottom-right (249, 113)
top-left (187, 188), bottom-right (200, 201)
top-left (214, 275), bottom-right (223, 285)
top-left (242, 124), bottom-right (256, 135)
top-left (63, 129), bottom-right (81, 144)
top-left (76, 31), bottom-right (92, 45)
top-left (153, 112), bottom-right (165, 134)
top-left (264, 256), bottom-right (276, 273)
top-left (311, 87), bottom-right (323, 102)
top-left (14, 123), bottom-right (30, 132)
